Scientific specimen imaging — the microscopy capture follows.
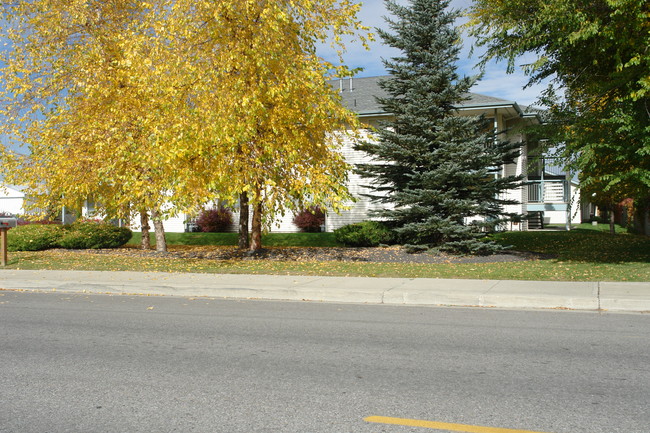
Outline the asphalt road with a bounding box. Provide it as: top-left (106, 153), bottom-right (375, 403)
top-left (1, 291), bottom-right (648, 433)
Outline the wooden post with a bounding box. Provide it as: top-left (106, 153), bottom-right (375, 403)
top-left (1, 227), bottom-right (7, 267)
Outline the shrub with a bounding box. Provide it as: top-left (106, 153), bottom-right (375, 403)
top-left (293, 207), bottom-right (325, 232)
top-left (333, 221), bottom-right (395, 247)
top-left (196, 207), bottom-right (233, 232)
top-left (7, 224), bottom-right (64, 251)
top-left (57, 221), bottom-right (132, 249)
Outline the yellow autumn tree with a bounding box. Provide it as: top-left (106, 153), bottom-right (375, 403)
top-left (0, 0), bottom-right (370, 252)
top-left (167, 0), bottom-right (370, 250)
top-left (0, 0), bottom-right (225, 251)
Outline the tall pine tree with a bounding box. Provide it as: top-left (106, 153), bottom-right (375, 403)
top-left (356, 0), bottom-right (522, 254)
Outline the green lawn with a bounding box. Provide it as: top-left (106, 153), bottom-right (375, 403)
top-left (491, 226), bottom-right (650, 263)
top-left (3, 227), bottom-right (649, 281)
top-left (545, 222), bottom-right (628, 234)
top-left (5, 250), bottom-right (648, 281)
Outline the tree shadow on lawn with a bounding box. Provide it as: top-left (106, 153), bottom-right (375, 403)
top-left (493, 229), bottom-right (650, 264)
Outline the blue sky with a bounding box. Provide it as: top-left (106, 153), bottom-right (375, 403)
top-left (318, 0), bottom-right (548, 107)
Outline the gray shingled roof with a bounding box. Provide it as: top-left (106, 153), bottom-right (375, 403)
top-left (329, 75), bottom-right (520, 116)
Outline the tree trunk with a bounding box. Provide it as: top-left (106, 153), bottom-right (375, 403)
top-left (609, 209), bottom-right (615, 235)
top-left (238, 192), bottom-right (250, 250)
top-left (634, 204), bottom-right (650, 236)
top-left (250, 201), bottom-right (263, 251)
top-left (140, 211), bottom-right (151, 250)
top-left (151, 210), bottom-right (167, 252)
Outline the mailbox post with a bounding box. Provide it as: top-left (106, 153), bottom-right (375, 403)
top-left (0, 226), bottom-right (6, 266)
top-left (0, 218), bottom-right (17, 266)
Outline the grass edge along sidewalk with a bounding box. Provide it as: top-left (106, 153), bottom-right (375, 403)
top-left (3, 226), bottom-right (650, 282)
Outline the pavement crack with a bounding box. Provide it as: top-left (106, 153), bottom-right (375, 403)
top-left (382, 280), bottom-right (411, 304)
top-left (484, 280), bottom-right (501, 293)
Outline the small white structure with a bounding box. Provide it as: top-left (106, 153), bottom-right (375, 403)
top-left (0, 184), bottom-right (77, 223)
top-left (0, 184), bottom-right (26, 216)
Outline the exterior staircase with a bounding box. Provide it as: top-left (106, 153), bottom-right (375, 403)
top-left (528, 211), bottom-right (544, 229)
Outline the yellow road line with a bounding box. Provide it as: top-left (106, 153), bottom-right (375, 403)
top-left (364, 416), bottom-right (553, 433)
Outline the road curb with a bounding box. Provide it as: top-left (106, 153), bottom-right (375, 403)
top-left (1, 270), bottom-right (649, 313)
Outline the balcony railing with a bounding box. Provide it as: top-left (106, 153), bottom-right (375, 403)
top-left (528, 156), bottom-right (567, 178)
top-left (528, 180), bottom-right (569, 203)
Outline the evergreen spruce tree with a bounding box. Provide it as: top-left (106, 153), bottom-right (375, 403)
top-left (356, 0), bottom-right (522, 254)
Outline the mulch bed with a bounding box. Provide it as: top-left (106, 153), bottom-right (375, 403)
top-left (74, 245), bottom-right (554, 264)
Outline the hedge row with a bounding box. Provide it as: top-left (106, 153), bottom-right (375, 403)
top-left (7, 221), bottom-right (132, 252)
top-left (333, 221), bottom-right (395, 247)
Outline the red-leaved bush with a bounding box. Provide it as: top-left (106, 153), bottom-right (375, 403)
top-left (196, 207), bottom-right (233, 232)
top-left (292, 207), bottom-right (325, 232)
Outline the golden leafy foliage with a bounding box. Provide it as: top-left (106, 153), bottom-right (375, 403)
top-left (0, 0), bottom-right (370, 245)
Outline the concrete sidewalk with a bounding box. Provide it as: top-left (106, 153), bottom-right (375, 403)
top-left (1, 269), bottom-right (649, 312)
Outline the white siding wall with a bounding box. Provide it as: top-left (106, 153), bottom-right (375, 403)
top-left (501, 129), bottom-right (527, 231)
top-left (161, 215), bottom-right (187, 233)
top-left (542, 182), bottom-right (581, 225)
top-left (544, 210), bottom-right (581, 225)
top-left (221, 209), bottom-right (245, 233)
top-left (519, 132), bottom-right (529, 231)
top-left (272, 211), bottom-right (300, 233)
top-left (128, 210), bottom-right (190, 233)
top-left (226, 206), bottom-right (298, 233)
top-left (326, 125), bottom-right (390, 231)
top-left (0, 186), bottom-right (25, 215)
top-left (457, 113), bottom-right (529, 231)
top-left (502, 159), bottom-right (524, 219)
